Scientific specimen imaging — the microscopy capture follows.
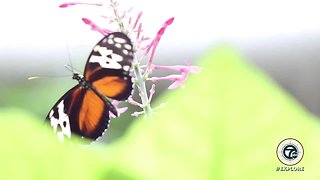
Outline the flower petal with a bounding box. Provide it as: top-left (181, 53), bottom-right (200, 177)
top-left (109, 100), bottom-right (128, 118)
top-left (168, 80), bottom-right (182, 89)
top-left (59, 2), bottom-right (102, 8)
top-left (82, 18), bottom-right (112, 35)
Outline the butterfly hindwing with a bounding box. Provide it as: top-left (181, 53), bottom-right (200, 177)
top-left (85, 32), bottom-right (134, 100)
top-left (46, 86), bottom-right (83, 141)
top-left (46, 85), bottom-right (111, 141)
top-left (77, 88), bottom-right (110, 139)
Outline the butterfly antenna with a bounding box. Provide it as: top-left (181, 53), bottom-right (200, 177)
top-left (64, 64), bottom-right (74, 73)
top-left (65, 40), bottom-right (75, 70)
top-left (64, 64), bottom-right (82, 74)
top-left (28, 76), bottom-right (41, 80)
top-left (27, 74), bottom-right (71, 80)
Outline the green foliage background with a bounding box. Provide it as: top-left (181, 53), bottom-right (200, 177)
top-left (1, 46), bottom-right (319, 179)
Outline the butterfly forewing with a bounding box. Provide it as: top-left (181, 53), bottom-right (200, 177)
top-left (84, 32), bottom-right (134, 100)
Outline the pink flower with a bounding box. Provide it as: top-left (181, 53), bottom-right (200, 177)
top-left (131, 111), bottom-right (144, 117)
top-left (82, 18), bottom-right (113, 35)
top-left (132, 12), bottom-right (143, 30)
top-left (59, 2), bottom-right (102, 8)
top-left (148, 62), bottom-right (201, 89)
top-left (148, 74), bottom-right (185, 89)
top-left (145, 17), bottom-right (174, 70)
top-left (109, 100), bottom-right (128, 118)
top-left (150, 63), bottom-right (201, 73)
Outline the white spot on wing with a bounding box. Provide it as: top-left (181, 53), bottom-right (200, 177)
top-left (122, 49), bottom-right (128, 55)
top-left (94, 45), bottom-right (100, 52)
top-left (123, 65), bottom-right (130, 71)
top-left (108, 39), bottom-right (114, 44)
top-left (114, 37), bottom-right (126, 43)
top-left (49, 100), bottom-right (71, 142)
top-left (124, 44), bottom-right (132, 50)
top-left (89, 46), bottom-right (123, 69)
top-left (115, 43), bottom-right (121, 48)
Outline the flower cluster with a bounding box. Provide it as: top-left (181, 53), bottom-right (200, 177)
top-left (60, 0), bottom-right (200, 117)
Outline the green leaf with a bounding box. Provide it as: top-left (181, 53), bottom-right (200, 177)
top-left (0, 108), bottom-right (112, 179)
top-left (1, 46), bottom-right (319, 179)
top-left (112, 46), bottom-right (320, 179)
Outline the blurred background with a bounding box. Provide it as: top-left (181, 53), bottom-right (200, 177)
top-left (1, 0), bottom-right (320, 143)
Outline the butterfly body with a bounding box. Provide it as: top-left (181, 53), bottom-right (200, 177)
top-left (46, 32), bottom-right (134, 142)
top-left (72, 72), bottom-right (118, 116)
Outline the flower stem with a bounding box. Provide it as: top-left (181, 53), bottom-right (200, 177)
top-left (132, 61), bottom-right (153, 117)
top-left (110, 0), bottom-right (126, 33)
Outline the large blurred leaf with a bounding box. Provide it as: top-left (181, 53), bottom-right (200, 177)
top-left (1, 46), bottom-right (319, 179)
top-left (112, 46), bottom-right (320, 179)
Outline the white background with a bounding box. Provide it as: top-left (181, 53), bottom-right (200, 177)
top-left (1, 0), bottom-right (320, 115)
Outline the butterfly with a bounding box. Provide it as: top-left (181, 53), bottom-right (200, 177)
top-left (46, 32), bottom-right (134, 142)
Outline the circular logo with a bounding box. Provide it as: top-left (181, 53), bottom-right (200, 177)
top-left (276, 138), bottom-right (304, 166)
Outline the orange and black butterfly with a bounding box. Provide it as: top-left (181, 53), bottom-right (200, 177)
top-left (46, 32), bottom-right (134, 142)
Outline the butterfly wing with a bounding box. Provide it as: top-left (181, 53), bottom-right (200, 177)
top-left (46, 85), bottom-right (110, 141)
top-left (84, 32), bottom-right (134, 100)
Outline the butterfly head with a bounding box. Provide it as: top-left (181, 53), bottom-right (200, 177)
top-left (72, 72), bottom-right (82, 80)
top-left (72, 73), bottom-right (89, 88)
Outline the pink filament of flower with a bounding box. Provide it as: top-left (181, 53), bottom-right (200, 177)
top-left (145, 17), bottom-right (174, 69)
top-left (59, 2), bottom-right (103, 8)
top-left (133, 12), bottom-right (143, 30)
top-left (82, 18), bottom-right (112, 35)
top-left (151, 64), bottom-right (201, 74)
top-left (110, 100), bottom-right (128, 118)
top-left (149, 63), bottom-right (200, 89)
